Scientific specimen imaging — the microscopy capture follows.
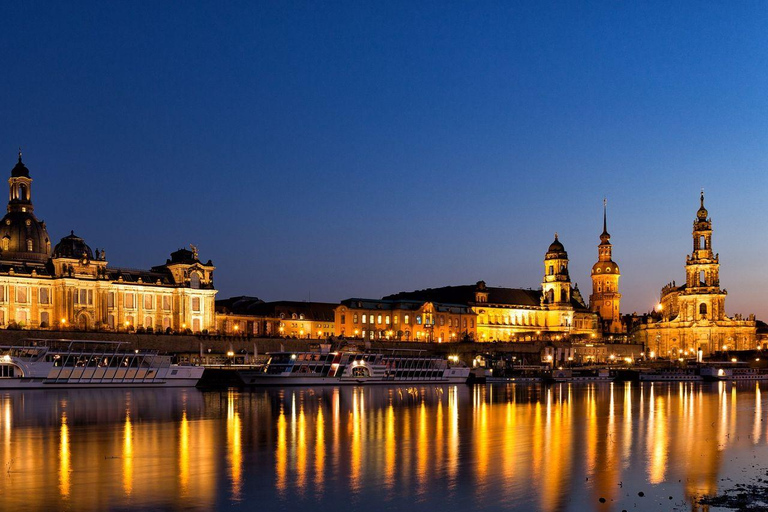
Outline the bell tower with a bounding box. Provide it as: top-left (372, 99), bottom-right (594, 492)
top-left (679, 191), bottom-right (726, 324)
top-left (8, 149), bottom-right (34, 214)
top-left (542, 233), bottom-right (571, 306)
top-left (589, 199), bottom-right (622, 333)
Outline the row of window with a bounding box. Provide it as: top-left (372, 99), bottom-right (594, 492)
top-left (0, 286), bottom-right (50, 305)
top-left (0, 287), bottom-right (203, 313)
top-left (346, 313), bottom-right (471, 328)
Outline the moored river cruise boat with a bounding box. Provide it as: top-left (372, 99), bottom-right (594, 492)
top-left (0, 339), bottom-right (203, 388)
top-left (236, 350), bottom-right (470, 386)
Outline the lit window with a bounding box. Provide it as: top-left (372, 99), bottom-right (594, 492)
top-left (192, 297), bottom-right (201, 312)
top-left (125, 293), bottom-right (135, 308)
top-left (163, 296), bottom-right (171, 310)
top-left (404, 315), bottom-right (410, 325)
top-left (40, 311), bottom-right (49, 327)
top-left (1, 238), bottom-right (8, 251)
top-left (385, 315), bottom-right (390, 325)
top-left (377, 315), bottom-right (382, 324)
top-left (362, 314), bottom-right (367, 324)
top-left (16, 287), bottom-right (28, 304)
top-left (144, 294), bottom-right (153, 309)
top-left (26, 239), bottom-right (32, 252)
top-left (107, 292), bottom-right (115, 308)
top-left (417, 315), bottom-right (422, 325)
top-left (144, 316), bottom-right (152, 328)
top-left (193, 319), bottom-right (201, 332)
top-left (39, 288), bottom-right (50, 305)
top-left (353, 314), bottom-right (358, 324)
top-left (394, 315), bottom-right (399, 325)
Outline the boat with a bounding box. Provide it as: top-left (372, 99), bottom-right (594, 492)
top-left (638, 368), bottom-right (703, 382)
top-left (0, 339), bottom-right (204, 388)
top-left (545, 368), bottom-right (613, 383)
top-left (486, 364), bottom-right (545, 383)
top-left (700, 364), bottom-right (768, 381)
top-left (236, 349), bottom-right (470, 386)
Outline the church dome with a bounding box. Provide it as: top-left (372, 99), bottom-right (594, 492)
top-left (0, 211), bottom-right (51, 263)
top-left (11, 157), bottom-right (29, 178)
top-left (592, 260), bottom-right (620, 275)
top-left (545, 234), bottom-right (567, 259)
top-left (53, 231), bottom-right (94, 260)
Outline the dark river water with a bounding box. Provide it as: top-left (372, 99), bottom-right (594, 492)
top-left (0, 382), bottom-right (765, 511)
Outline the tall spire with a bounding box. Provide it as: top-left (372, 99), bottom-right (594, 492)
top-left (17, 147), bottom-right (22, 163)
top-left (603, 198), bottom-right (607, 234)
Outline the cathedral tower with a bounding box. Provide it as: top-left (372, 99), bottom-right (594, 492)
top-left (678, 191), bottom-right (726, 324)
top-left (589, 200), bottom-right (622, 333)
top-left (542, 234), bottom-right (571, 306)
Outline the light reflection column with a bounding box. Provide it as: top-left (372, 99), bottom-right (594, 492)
top-left (59, 411), bottom-right (70, 500)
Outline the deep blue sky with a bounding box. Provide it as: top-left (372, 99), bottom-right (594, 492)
top-left (1, 2), bottom-right (766, 318)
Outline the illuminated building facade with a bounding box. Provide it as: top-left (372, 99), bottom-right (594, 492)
top-left (334, 298), bottom-right (474, 342)
top-left (339, 237), bottom-right (601, 342)
top-left (0, 154), bottom-right (217, 332)
top-left (633, 192), bottom-right (756, 355)
top-left (216, 297), bottom-right (336, 338)
top-left (589, 201), bottom-right (623, 333)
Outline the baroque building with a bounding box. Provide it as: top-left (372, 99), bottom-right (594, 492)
top-left (0, 153), bottom-right (216, 332)
top-left (633, 193), bottom-right (756, 355)
top-left (589, 201), bottom-right (623, 333)
top-left (216, 296), bottom-right (336, 338)
top-left (337, 236), bottom-right (601, 342)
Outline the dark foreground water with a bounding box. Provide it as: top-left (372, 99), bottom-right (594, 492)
top-left (0, 382), bottom-right (766, 511)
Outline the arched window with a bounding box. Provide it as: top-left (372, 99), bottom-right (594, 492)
top-left (144, 316), bottom-right (152, 328)
top-left (18, 184), bottom-right (27, 200)
top-left (699, 303), bottom-right (707, 316)
top-left (189, 272), bottom-right (201, 289)
top-left (26, 239), bottom-right (32, 252)
top-left (699, 271), bottom-right (706, 285)
top-left (700, 235), bottom-right (706, 249)
top-left (560, 289), bottom-right (568, 302)
top-left (548, 265), bottom-right (554, 276)
top-left (2, 238), bottom-right (8, 251)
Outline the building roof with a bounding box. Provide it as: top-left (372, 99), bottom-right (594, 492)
top-left (216, 298), bottom-right (337, 322)
top-left (384, 283), bottom-right (589, 310)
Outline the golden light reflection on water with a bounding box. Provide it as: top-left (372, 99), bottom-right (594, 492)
top-left (59, 411), bottom-right (70, 499)
top-left (123, 411), bottom-right (133, 496)
top-left (3, 383), bottom-right (768, 510)
top-left (227, 390), bottom-right (243, 501)
top-left (179, 411), bottom-right (189, 496)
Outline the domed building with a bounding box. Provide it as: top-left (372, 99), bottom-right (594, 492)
top-left (0, 152), bottom-right (51, 264)
top-left (0, 153), bottom-right (217, 332)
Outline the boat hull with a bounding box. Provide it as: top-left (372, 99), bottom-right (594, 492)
top-left (236, 372), bottom-right (469, 386)
top-left (0, 377), bottom-right (202, 389)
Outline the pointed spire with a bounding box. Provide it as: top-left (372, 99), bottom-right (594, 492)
top-left (700, 188), bottom-right (705, 207)
top-left (17, 147), bottom-right (22, 163)
top-left (603, 197), bottom-right (607, 234)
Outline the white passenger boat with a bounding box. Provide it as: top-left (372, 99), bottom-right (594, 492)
top-left (700, 365), bottom-right (768, 381)
top-left (0, 339), bottom-right (204, 388)
top-left (236, 350), bottom-right (470, 386)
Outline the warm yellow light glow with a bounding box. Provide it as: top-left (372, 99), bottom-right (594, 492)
top-left (656, 303), bottom-right (663, 312)
top-left (60, 318), bottom-right (67, 324)
top-left (233, 325), bottom-right (239, 331)
top-left (226, 351), bottom-right (234, 357)
top-left (731, 358), bottom-right (737, 363)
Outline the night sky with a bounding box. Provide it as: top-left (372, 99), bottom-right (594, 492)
top-left (1, 2), bottom-right (766, 318)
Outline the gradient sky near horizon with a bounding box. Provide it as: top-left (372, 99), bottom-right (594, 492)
top-left (0, 2), bottom-right (766, 318)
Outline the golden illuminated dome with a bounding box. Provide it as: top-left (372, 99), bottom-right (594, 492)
top-left (591, 260), bottom-right (619, 275)
top-left (545, 233), bottom-right (567, 259)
